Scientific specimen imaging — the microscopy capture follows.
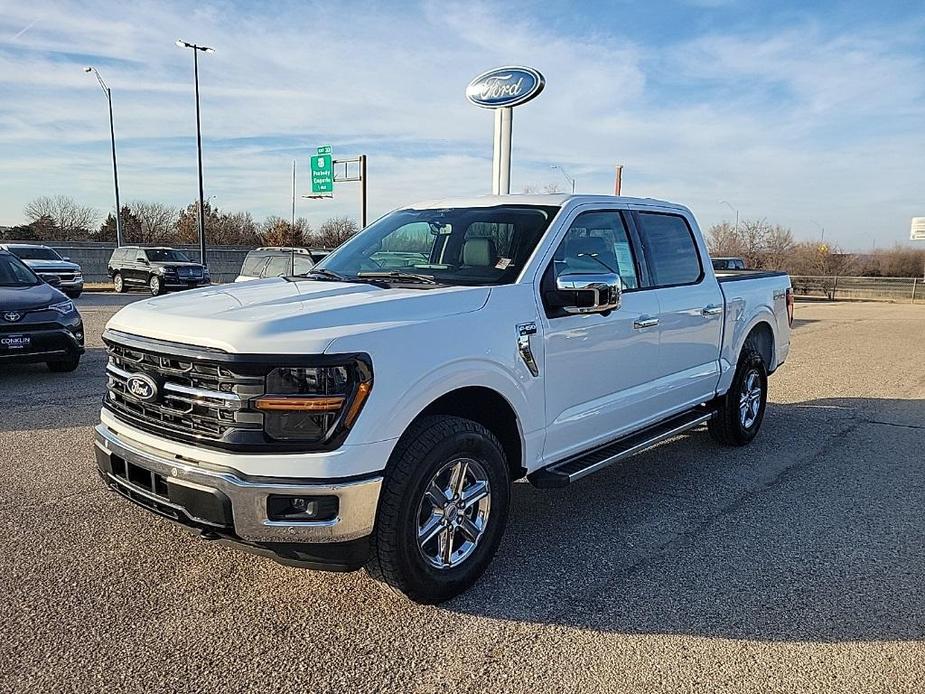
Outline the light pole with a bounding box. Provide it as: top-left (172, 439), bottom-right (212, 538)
top-left (551, 164), bottom-right (576, 194)
top-left (811, 220), bottom-right (826, 243)
top-left (84, 67), bottom-right (122, 247)
top-left (176, 39), bottom-right (214, 267)
top-left (720, 200), bottom-right (739, 234)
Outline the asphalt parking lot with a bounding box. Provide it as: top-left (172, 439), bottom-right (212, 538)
top-left (1, 297), bottom-right (923, 693)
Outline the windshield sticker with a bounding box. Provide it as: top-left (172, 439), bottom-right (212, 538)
top-left (495, 258), bottom-right (512, 270)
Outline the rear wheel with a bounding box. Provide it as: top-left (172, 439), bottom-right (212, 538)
top-left (708, 341), bottom-right (768, 446)
top-left (113, 273), bottom-right (125, 293)
top-left (366, 416), bottom-right (510, 604)
top-left (65, 290), bottom-right (82, 299)
top-left (149, 275), bottom-right (163, 296)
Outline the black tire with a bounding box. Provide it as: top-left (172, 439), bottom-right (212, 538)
top-left (149, 275), bottom-right (163, 296)
top-left (708, 340), bottom-right (768, 446)
top-left (366, 415), bottom-right (511, 604)
top-left (47, 354), bottom-right (80, 373)
top-left (113, 273), bottom-right (125, 293)
top-left (65, 290), bottom-right (82, 299)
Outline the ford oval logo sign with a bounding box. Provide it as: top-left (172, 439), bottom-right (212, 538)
top-left (125, 373), bottom-right (158, 403)
top-left (466, 66), bottom-right (545, 109)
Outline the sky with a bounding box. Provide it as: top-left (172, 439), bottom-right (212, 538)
top-left (1, 0), bottom-right (923, 250)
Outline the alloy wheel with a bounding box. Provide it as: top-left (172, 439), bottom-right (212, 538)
top-left (739, 369), bottom-right (763, 429)
top-left (416, 458), bottom-right (491, 570)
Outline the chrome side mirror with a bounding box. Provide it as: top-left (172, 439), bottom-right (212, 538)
top-left (555, 273), bottom-right (622, 314)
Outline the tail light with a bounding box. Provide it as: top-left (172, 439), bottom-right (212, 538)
top-left (786, 288), bottom-right (794, 326)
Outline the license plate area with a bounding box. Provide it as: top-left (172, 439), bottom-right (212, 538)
top-left (0, 334), bottom-right (31, 350)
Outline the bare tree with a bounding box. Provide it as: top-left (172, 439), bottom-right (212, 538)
top-left (130, 201), bottom-right (179, 244)
top-left (261, 216), bottom-right (310, 247)
top-left (24, 195), bottom-right (98, 240)
top-left (313, 217), bottom-right (359, 249)
top-left (706, 221), bottom-right (745, 257)
top-left (762, 225), bottom-right (796, 271)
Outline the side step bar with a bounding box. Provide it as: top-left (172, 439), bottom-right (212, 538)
top-left (528, 408), bottom-right (715, 489)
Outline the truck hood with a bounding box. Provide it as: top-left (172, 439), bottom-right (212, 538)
top-left (22, 259), bottom-right (80, 272)
top-left (106, 277), bottom-right (490, 354)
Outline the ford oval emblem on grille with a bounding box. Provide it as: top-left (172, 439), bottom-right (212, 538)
top-left (465, 66), bottom-right (545, 109)
top-left (126, 373), bottom-right (158, 402)
top-left (2, 311), bottom-right (22, 322)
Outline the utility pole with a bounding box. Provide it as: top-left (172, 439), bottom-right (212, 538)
top-left (359, 154), bottom-right (367, 228)
top-left (83, 67), bottom-right (122, 247)
top-left (291, 160), bottom-right (296, 226)
top-left (614, 165), bottom-right (623, 196)
top-left (176, 39), bottom-right (214, 266)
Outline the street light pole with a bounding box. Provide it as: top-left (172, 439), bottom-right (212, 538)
top-left (811, 220), bottom-right (826, 243)
top-left (720, 200), bottom-right (739, 234)
top-left (84, 67), bottom-right (122, 247)
top-left (551, 164), bottom-right (576, 194)
top-left (177, 39), bottom-right (214, 267)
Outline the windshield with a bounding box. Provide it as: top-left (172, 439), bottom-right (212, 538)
top-left (0, 253), bottom-right (41, 287)
top-left (10, 247), bottom-right (61, 261)
top-left (313, 205), bottom-right (559, 286)
top-left (146, 249), bottom-right (191, 263)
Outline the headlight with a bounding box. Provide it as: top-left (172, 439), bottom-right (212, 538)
top-left (49, 300), bottom-right (75, 314)
top-left (161, 267), bottom-right (177, 275)
top-left (253, 360), bottom-right (372, 442)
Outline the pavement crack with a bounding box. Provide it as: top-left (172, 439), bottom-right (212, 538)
top-left (862, 419), bottom-right (925, 430)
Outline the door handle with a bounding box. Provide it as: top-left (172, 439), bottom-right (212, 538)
top-left (701, 304), bottom-right (724, 316)
top-left (633, 316), bottom-right (659, 329)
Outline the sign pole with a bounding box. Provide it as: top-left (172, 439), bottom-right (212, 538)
top-left (468, 66), bottom-right (544, 196)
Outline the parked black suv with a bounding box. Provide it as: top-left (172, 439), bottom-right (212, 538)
top-left (108, 246), bottom-right (210, 296)
top-left (0, 250), bottom-right (84, 372)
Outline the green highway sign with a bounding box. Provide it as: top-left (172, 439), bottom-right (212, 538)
top-left (311, 146), bottom-right (333, 194)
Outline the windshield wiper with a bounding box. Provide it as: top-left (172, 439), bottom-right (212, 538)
top-left (299, 268), bottom-right (348, 281)
top-left (356, 271), bottom-right (438, 285)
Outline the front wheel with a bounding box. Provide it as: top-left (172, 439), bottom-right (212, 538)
top-left (113, 273), bottom-right (125, 293)
top-left (366, 416), bottom-right (511, 604)
top-left (65, 290), bottom-right (82, 299)
top-left (149, 275), bottom-right (163, 296)
top-left (708, 342), bottom-right (768, 446)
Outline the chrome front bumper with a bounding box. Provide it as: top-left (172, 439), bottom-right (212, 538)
top-left (94, 425), bottom-right (382, 543)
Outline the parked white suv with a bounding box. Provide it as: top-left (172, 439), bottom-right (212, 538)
top-left (95, 194), bottom-right (792, 603)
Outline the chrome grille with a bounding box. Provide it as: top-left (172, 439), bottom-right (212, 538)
top-left (105, 339), bottom-right (264, 443)
top-left (177, 267), bottom-right (203, 279)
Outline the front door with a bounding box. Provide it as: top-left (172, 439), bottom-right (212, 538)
top-left (540, 209), bottom-right (662, 464)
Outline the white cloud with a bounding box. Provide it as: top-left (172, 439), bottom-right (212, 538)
top-left (0, 1), bottom-right (922, 249)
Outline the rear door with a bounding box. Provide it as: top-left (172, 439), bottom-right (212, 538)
top-left (540, 207), bottom-right (663, 463)
top-left (633, 210), bottom-right (724, 412)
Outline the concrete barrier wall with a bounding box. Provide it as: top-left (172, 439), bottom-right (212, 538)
top-left (36, 243), bottom-right (250, 283)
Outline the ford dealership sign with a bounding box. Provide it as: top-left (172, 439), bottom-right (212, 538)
top-left (466, 66), bottom-right (545, 109)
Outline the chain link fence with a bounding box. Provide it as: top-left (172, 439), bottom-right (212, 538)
top-left (790, 275), bottom-right (923, 303)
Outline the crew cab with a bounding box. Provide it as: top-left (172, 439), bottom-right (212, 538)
top-left (94, 195), bottom-right (792, 603)
top-left (1, 243), bottom-right (84, 298)
top-left (108, 246), bottom-right (210, 296)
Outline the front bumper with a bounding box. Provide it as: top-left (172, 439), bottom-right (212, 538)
top-left (162, 277), bottom-right (211, 289)
top-left (0, 324), bottom-right (84, 363)
top-left (94, 425), bottom-right (383, 565)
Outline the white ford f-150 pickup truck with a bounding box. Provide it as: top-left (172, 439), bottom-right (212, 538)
top-left (95, 194), bottom-right (792, 603)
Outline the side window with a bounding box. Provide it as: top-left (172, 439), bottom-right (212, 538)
top-left (292, 255), bottom-right (314, 275)
top-left (637, 213), bottom-right (703, 287)
top-left (551, 211), bottom-right (638, 289)
top-left (241, 253), bottom-right (268, 277)
top-left (263, 255), bottom-right (291, 278)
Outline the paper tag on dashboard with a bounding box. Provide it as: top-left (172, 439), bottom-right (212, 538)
top-left (495, 258), bottom-right (512, 270)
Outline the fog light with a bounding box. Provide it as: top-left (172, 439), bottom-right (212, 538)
top-left (267, 494), bottom-right (338, 521)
